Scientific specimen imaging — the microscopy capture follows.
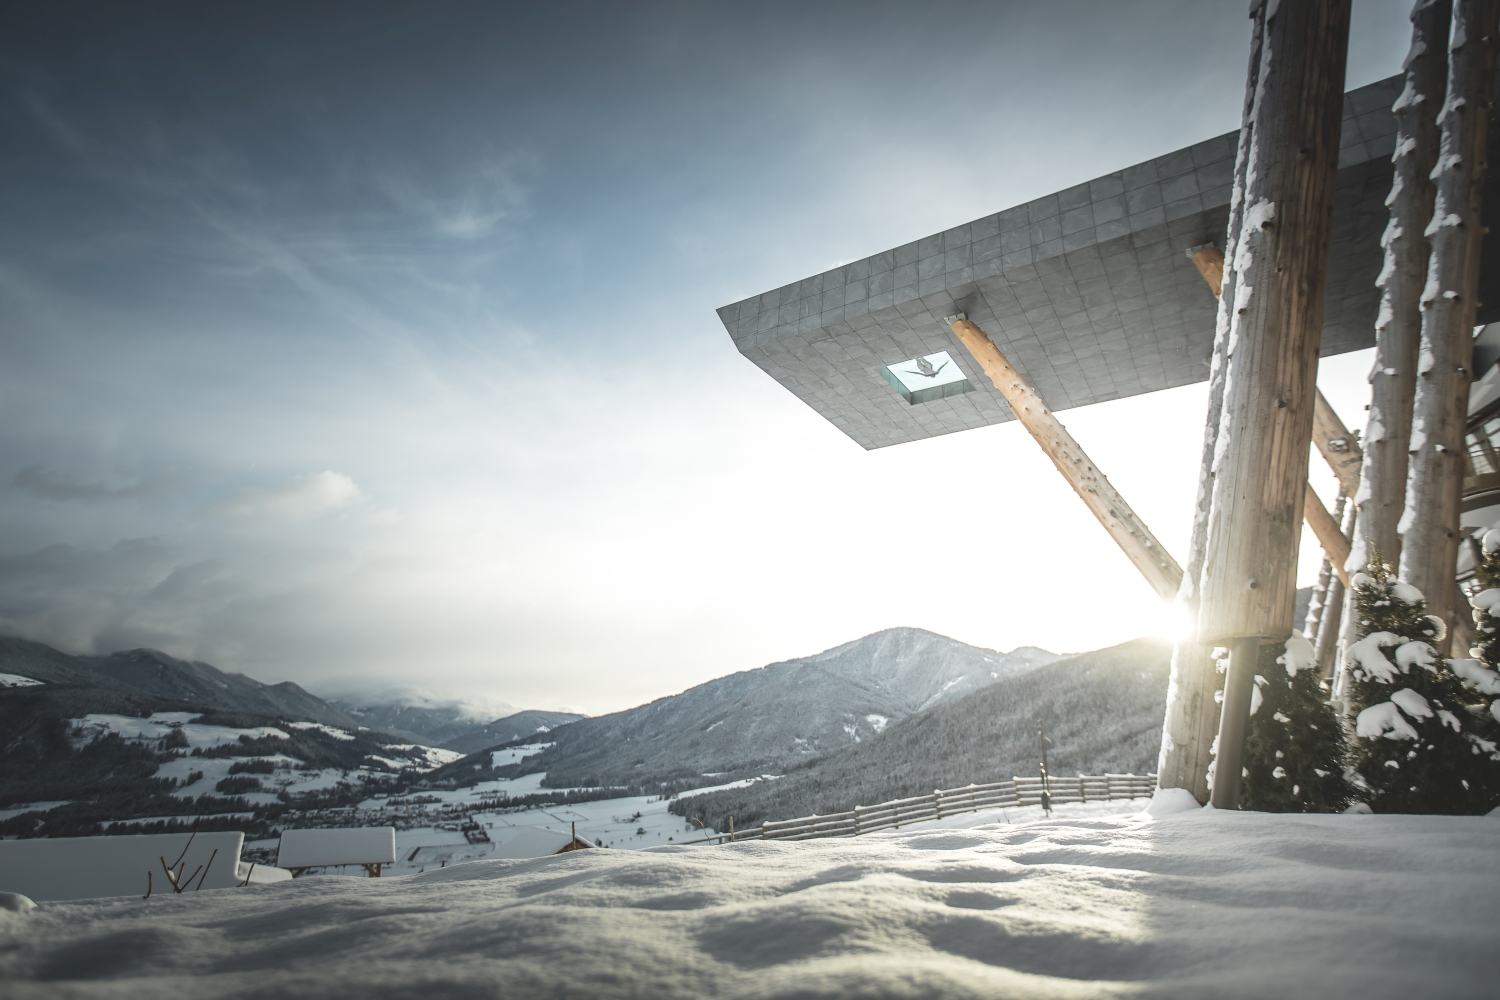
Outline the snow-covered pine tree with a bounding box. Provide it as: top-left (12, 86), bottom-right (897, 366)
top-left (1229, 633), bottom-right (1350, 812)
top-left (1344, 556), bottom-right (1499, 813)
top-left (1451, 527), bottom-right (1500, 745)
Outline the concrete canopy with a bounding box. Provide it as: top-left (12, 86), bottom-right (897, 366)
top-left (718, 75), bottom-right (1500, 451)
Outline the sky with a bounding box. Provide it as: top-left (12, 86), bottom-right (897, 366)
top-left (0, 1), bottom-right (1418, 715)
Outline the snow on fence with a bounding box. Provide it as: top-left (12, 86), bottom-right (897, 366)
top-left (692, 773), bottom-right (1157, 845)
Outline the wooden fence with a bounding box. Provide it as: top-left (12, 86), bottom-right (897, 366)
top-left (689, 773), bottom-right (1157, 845)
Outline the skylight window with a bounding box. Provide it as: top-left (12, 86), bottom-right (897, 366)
top-left (878, 351), bottom-right (974, 405)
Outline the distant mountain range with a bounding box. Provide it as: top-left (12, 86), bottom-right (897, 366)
top-left (0, 637), bottom-right (364, 727)
top-left (437, 711), bottom-right (585, 754)
top-left (0, 636), bottom-right (579, 749)
top-left (325, 699), bottom-right (581, 750)
top-left (432, 627), bottom-right (1059, 791)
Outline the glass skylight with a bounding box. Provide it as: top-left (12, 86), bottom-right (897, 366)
top-left (878, 351), bottom-right (974, 405)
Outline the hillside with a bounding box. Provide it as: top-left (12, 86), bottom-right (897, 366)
top-left (432, 628), bottom-right (1057, 791)
top-left (0, 637), bottom-right (362, 731)
top-left (439, 710), bottom-right (586, 754)
top-left (0, 682), bottom-right (451, 839)
top-left (671, 637), bottom-right (1172, 831)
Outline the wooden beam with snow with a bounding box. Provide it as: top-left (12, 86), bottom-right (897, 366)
top-left (1398, 0), bottom-right (1498, 647)
top-left (947, 315), bottom-right (1183, 602)
top-left (1199, 0), bottom-right (1351, 811)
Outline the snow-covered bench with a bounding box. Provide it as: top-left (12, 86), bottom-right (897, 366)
top-left (277, 827), bottom-right (397, 877)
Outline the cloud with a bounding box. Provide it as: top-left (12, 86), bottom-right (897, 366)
top-left (317, 683), bottom-right (520, 722)
top-left (11, 465), bottom-right (179, 503)
top-left (208, 471), bottom-right (362, 521)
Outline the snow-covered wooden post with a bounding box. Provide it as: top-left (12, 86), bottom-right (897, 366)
top-left (1155, 15), bottom-right (1267, 806)
top-left (1198, 0), bottom-right (1351, 810)
top-left (1351, 0), bottom-right (1453, 577)
top-left (1398, 0), bottom-right (1498, 646)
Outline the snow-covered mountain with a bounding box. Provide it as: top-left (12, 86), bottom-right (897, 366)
top-left (676, 637), bottom-right (1172, 830)
top-left (442, 627), bottom-right (1057, 791)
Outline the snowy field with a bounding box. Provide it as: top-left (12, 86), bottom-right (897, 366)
top-left (3, 805), bottom-right (1494, 998)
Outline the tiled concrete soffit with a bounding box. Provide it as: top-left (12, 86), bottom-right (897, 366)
top-left (719, 74), bottom-right (1500, 451)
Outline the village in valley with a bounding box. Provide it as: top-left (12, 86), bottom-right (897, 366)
top-left (1, 2), bottom-right (1498, 998)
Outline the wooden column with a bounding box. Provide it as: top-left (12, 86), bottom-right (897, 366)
top-left (948, 316), bottom-right (1183, 600)
top-left (1156, 15), bottom-right (1268, 806)
top-left (1351, 0), bottom-right (1452, 577)
top-left (1200, 0), bottom-right (1350, 810)
top-left (1398, 0), bottom-right (1498, 647)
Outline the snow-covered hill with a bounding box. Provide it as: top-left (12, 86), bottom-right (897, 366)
top-left (0, 636), bottom-right (362, 731)
top-left (442, 628), bottom-right (1057, 792)
top-left (678, 637), bottom-right (1171, 830)
top-left (4, 806), bottom-right (1492, 998)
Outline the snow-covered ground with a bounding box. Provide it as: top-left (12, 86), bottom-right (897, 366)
top-left (2, 805), bottom-right (1492, 998)
top-left (0, 672), bottom-right (43, 687)
top-left (72, 712), bottom-right (291, 750)
top-left (58, 712), bottom-right (466, 828)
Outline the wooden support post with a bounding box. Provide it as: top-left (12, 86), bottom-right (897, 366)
top-left (1212, 637), bottom-right (1261, 809)
top-left (1188, 230), bottom-right (1367, 580)
top-left (1314, 496), bottom-right (1357, 677)
top-left (1303, 492), bottom-right (1347, 640)
top-left (1157, 13), bottom-right (1267, 805)
top-left (1201, 0), bottom-right (1350, 810)
top-left (1399, 0), bottom-right (1498, 647)
top-left (1352, 0), bottom-right (1453, 575)
top-left (948, 315), bottom-right (1183, 600)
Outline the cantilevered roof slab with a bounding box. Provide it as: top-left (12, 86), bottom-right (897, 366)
top-left (719, 75), bottom-right (1500, 450)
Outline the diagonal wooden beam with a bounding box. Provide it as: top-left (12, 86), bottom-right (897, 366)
top-left (1302, 487), bottom-right (1351, 587)
top-left (1312, 390), bottom-right (1363, 497)
top-left (948, 314), bottom-right (1183, 601)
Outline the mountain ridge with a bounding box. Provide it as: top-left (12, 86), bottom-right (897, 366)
top-left (672, 636), bottom-right (1173, 830)
top-left (0, 635), bottom-right (567, 748)
top-left (432, 626), bottom-right (1058, 791)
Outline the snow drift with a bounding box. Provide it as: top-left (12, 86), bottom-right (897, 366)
top-left (1, 808), bottom-right (1494, 998)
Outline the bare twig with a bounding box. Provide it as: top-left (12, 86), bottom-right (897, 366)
top-left (166, 826), bottom-right (199, 874)
top-left (143, 870), bottom-right (153, 900)
top-left (237, 862), bottom-right (257, 888)
top-left (194, 849), bottom-right (218, 891)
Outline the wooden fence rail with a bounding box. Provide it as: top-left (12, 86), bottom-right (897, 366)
top-left (688, 773), bottom-right (1157, 846)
